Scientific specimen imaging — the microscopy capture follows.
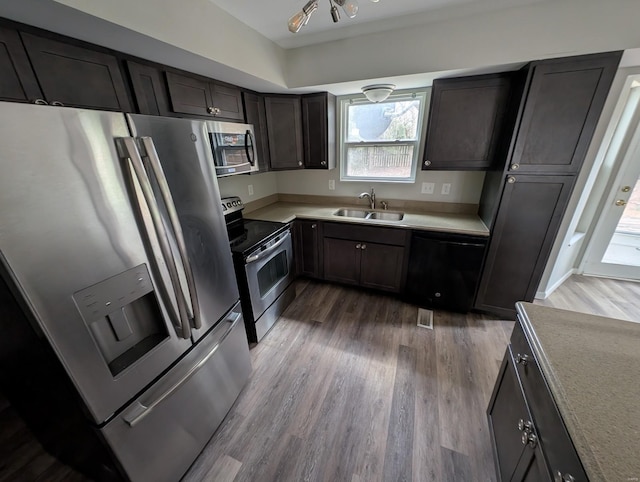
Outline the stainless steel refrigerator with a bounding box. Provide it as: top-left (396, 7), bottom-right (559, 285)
top-left (0, 102), bottom-right (251, 481)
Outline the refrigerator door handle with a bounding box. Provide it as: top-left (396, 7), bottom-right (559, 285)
top-left (116, 137), bottom-right (192, 339)
top-left (137, 137), bottom-right (203, 331)
top-left (123, 311), bottom-right (242, 427)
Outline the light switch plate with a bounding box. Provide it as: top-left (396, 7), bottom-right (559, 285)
top-left (328, 180), bottom-right (335, 190)
top-left (421, 182), bottom-right (435, 194)
top-left (441, 183), bottom-right (451, 195)
top-left (248, 184), bottom-right (254, 196)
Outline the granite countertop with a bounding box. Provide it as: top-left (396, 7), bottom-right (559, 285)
top-left (516, 302), bottom-right (640, 482)
top-left (245, 202), bottom-right (490, 237)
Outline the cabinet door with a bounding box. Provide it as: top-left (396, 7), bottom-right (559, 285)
top-left (165, 71), bottom-right (213, 116)
top-left (21, 33), bottom-right (131, 111)
top-left (360, 243), bottom-right (405, 293)
top-left (475, 175), bottom-right (574, 318)
top-left (507, 52), bottom-right (620, 175)
top-left (424, 74), bottom-right (512, 170)
top-left (265, 95), bottom-right (304, 170)
top-left (0, 26), bottom-right (42, 102)
top-left (210, 82), bottom-right (244, 121)
top-left (243, 92), bottom-right (271, 172)
top-left (302, 92), bottom-right (336, 169)
top-left (405, 233), bottom-right (487, 312)
top-left (323, 238), bottom-right (360, 286)
top-left (126, 61), bottom-right (170, 116)
top-left (294, 220), bottom-right (321, 278)
top-left (487, 349), bottom-right (530, 482)
top-left (513, 444), bottom-right (551, 482)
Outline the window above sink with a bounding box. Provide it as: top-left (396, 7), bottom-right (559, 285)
top-left (337, 88), bottom-right (430, 184)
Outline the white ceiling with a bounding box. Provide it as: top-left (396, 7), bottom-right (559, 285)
top-left (209, 0), bottom-right (550, 49)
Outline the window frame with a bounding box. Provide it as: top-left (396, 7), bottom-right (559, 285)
top-left (338, 88), bottom-right (430, 183)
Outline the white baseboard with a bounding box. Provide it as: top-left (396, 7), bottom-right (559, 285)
top-left (535, 269), bottom-right (576, 300)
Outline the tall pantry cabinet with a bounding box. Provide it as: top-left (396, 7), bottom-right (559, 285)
top-left (475, 52), bottom-right (622, 318)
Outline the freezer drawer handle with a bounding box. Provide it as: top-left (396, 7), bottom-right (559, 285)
top-left (138, 137), bottom-right (202, 331)
top-left (122, 311), bottom-right (242, 428)
top-left (116, 137), bottom-right (191, 339)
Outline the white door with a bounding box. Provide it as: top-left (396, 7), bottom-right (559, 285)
top-left (582, 110), bottom-right (640, 279)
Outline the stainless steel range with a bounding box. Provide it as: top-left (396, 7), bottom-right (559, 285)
top-left (222, 197), bottom-right (296, 343)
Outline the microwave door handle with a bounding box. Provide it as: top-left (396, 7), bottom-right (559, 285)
top-left (245, 231), bottom-right (291, 264)
top-left (116, 137), bottom-right (191, 339)
top-left (138, 137), bottom-right (202, 331)
top-left (245, 130), bottom-right (255, 166)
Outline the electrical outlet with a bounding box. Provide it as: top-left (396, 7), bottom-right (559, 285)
top-left (421, 182), bottom-right (435, 194)
top-left (441, 183), bottom-right (451, 195)
top-left (328, 179), bottom-right (335, 191)
top-left (248, 184), bottom-right (254, 196)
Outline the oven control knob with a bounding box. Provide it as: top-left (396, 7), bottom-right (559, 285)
top-left (227, 202), bottom-right (232, 208)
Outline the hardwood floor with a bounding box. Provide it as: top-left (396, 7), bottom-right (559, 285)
top-left (535, 274), bottom-right (640, 321)
top-left (183, 280), bottom-right (513, 482)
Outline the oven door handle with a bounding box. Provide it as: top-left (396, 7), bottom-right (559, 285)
top-left (245, 232), bottom-right (291, 264)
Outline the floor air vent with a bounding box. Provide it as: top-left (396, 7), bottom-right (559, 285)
top-left (417, 308), bottom-right (434, 330)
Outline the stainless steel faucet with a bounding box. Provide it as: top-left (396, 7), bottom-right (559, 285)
top-left (359, 188), bottom-right (376, 210)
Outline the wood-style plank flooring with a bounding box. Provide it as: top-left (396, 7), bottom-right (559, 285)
top-left (183, 280), bottom-right (513, 482)
top-left (534, 274), bottom-right (640, 321)
top-left (3, 275), bottom-right (637, 481)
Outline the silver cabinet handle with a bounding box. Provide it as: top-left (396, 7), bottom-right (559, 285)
top-left (116, 137), bottom-right (191, 339)
top-left (510, 163), bottom-right (520, 170)
top-left (516, 353), bottom-right (529, 366)
top-left (522, 431), bottom-right (537, 448)
top-left (424, 160), bottom-right (431, 167)
top-left (518, 419), bottom-right (533, 432)
top-left (320, 160), bottom-right (327, 166)
top-left (123, 311), bottom-right (242, 427)
top-left (311, 224), bottom-right (317, 229)
top-left (507, 175), bottom-right (517, 184)
top-left (361, 244), bottom-right (367, 250)
top-left (356, 243), bottom-right (361, 249)
top-left (138, 137), bottom-right (202, 331)
top-left (298, 160), bottom-right (303, 167)
top-left (33, 98), bottom-right (48, 105)
top-left (554, 471), bottom-right (575, 482)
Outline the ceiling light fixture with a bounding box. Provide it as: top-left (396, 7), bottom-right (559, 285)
top-left (288, 0), bottom-right (377, 33)
top-left (361, 84), bottom-right (396, 103)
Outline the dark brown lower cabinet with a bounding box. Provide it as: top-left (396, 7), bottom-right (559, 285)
top-left (294, 220), bottom-right (321, 278)
top-left (475, 175), bottom-right (574, 318)
top-left (488, 319), bottom-right (588, 482)
top-left (322, 222), bottom-right (408, 293)
top-left (488, 347), bottom-right (548, 481)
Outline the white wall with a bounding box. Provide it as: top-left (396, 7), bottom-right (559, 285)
top-left (217, 172), bottom-right (278, 202)
top-left (286, 0), bottom-right (640, 88)
top-left (50, 0), bottom-right (287, 88)
top-left (276, 170), bottom-right (485, 205)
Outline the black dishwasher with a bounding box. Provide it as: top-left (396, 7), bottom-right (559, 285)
top-left (404, 231), bottom-right (487, 313)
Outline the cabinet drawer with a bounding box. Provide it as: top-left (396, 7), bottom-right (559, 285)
top-left (323, 222), bottom-right (407, 246)
top-left (511, 322), bottom-right (587, 481)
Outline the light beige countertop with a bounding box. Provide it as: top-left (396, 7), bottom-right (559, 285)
top-left (516, 302), bottom-right (640, 482)
top-left (245, 201), bottom-right (490, 237)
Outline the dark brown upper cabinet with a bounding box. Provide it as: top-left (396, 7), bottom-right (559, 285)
top-left (126, 61), bottom-right (170, 116)
top-left (302, 92), bottom-right (336, 170)
top-left (423, 73), bottom-right (512, 170)
top-left (165, 71), bottom-right (243, 121)
top-left (242, 91), bottom-right (270, 173)
top-left (0, 26), bottom-right (42, 103)
top-left (507, 52), bottom-right (621, 175)
top-left (20, 32), bottom-right (132, 111)
top-left (264, 95), bottom-right (304, 170)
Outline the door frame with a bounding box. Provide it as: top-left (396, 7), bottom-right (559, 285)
top-left (580, 79), bottom-right (640, 280)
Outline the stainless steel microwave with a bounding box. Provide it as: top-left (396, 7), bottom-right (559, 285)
top-left (206, 121), bottom-right (259, 177)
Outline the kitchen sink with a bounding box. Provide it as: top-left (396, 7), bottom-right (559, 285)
top-left (334, 208), bottom-right (369, 218)
top-left (333, 208), bottom-right (405, 221)
top-left (367, 212), bottom-right (404, 221)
